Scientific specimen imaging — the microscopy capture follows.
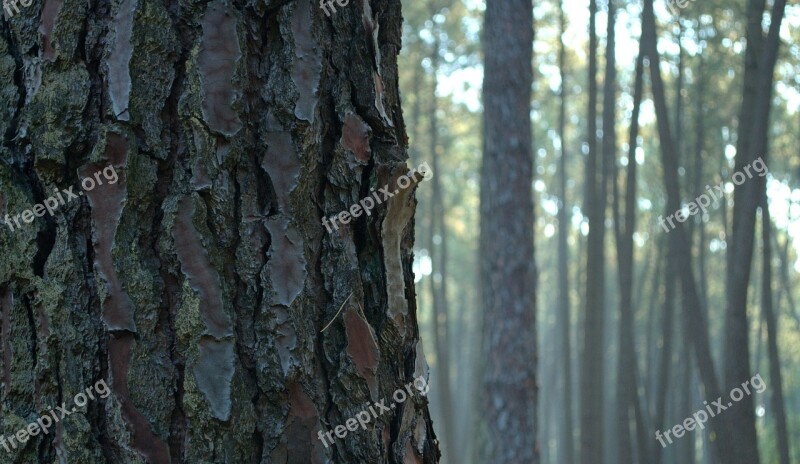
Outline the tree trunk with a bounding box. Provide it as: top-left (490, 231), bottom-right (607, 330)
top-left (427, 29), bottom-right (457, 464)
top-left (580, 0), bottom-right (604, 461)
top-left (613, 38), bottom-right (644, 464)
top-left (693, 50), bottom-right (708, 310)
top-left (723, 0), bottom-right (786, 460)
top-left (652, 258), bottom-right (675, 464)
top-left (556, 2), bottom-right (574, 463)
top-left (479, 0), bottom-right (536, 460)
top-left (774, 224), bottom-right (800, 332)
top-left (641, 0), bottom-right (731, 461)
top-left (0, 0), bottom-right (439, 462)
top-left (761, 196), bottom-right (791, 464)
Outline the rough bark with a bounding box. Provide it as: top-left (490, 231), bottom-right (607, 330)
top-left (0, 0), bottom-right (439, 462)
top-left (479, 0), bottom-right (536, 461)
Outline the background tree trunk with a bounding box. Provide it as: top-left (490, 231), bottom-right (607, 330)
top-left (641, 0), bottom-right (730, 461)
top-left (613, 39), bottom-right (644, 464)
top-left (556, 2), bottom-right (574, 463)
top-left (761, 195), bottom-right (791, 464)
top-left (579, 0), bottom-right (604, 461)
top-left (724, 1), bottom-right (785, 461)
top-left (479, 0), bottom-right (535, 461)
top-left (0, 0), bottom-right (439, 462)
top-left (427, 27), bottom-right (457, 464)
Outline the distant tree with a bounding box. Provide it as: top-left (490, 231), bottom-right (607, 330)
top-left (724, 0), bottom-right (786, 460)
top-left (613, 33), bottom-right (647, 464)
top-left (556, 1), bottom-right (575, 463)
top-left (479, 0), bottom-right (536, 460)
top-left (580, 0), bottom-right (605, 461)
top-left (426, 16), bottom-right (458, 464)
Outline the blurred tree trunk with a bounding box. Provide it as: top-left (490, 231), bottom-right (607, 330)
top-left (579, 0), bottom-right (605, 461)
top-left (641, 0), bottom-right (731, 461)
top-left (479, 0), bottom-right (536, 460)
top-left (652, 259), bottom-right (675, 464)
top-left (556, 3), bottom-right (574, 464)
top-left (761, 197), bottom-right (791, 464)
top-left (613, 39), bottom-right (644, 464)
top-left (774, 227), bottom-right (800, 331)
top-left (0, 0), bottom-right (439, 462)
top-left (645, 241), bottom-right (663, 403)
top-left (601, 6), bottom-right (616, 461)
top-left (724, 0), bottom-right (785, 461)
top-left (427, 28), bottom-right (457, 464)
top-left (673, 21), bottom-right (695, 464)
top-left (692, 51), bottom-right (708, 310)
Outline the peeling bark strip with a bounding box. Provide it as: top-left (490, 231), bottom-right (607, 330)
top-left (262, 131), bottom-right (301, 211)
top-left (344, 307), bottom-right (380, 400)
top-left (381, 169), bottom-right (417, 330)
top-left (199, 1), bottom-right (243, 136)
top-left (84, 134), bottom-right (136, 332)
top-left (290, 0), bottom-right (321, 122)
top-left (174, 195), bottom-right (237, 421)
top-left (265, 217), bottom-right (306, 307)
top-left (277, 382), bottom-right (326, 463)
top-left (174, 194), bottom-right (232, 339)
top-left (341, 113), bottom-right (372, 163)
top-left (109, 333), bottom-right (171, 463)
top-left (38, 0), bottom-right (63, 60)
top-left (193, 337), bottom-right (235, 421)
top-left (107, 0), bottom-right (137, 121)
top-left (360, 0), bottom-right (392, 127)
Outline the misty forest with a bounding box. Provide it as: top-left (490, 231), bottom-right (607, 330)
top-left (401, 0), bottom-right (799, 463)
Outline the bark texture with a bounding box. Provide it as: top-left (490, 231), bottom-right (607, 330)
top-left (0, 0), bottom-right (439, 462)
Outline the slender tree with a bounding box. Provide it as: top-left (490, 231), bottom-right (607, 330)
top-left (641, 0), bottom-right (730, 461)
top-left (556, 2), bottom-right (574, 463)
top-left (725, 0), bottom-right (786, 460)
top-left (580, 0), bottom-right (604, 461)
top-left (613, 41), bottom-right (646, 464)
top-left (427, 26), bottom-right (458, 464)
top-left (761, 194), bottom-right (791, 464)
